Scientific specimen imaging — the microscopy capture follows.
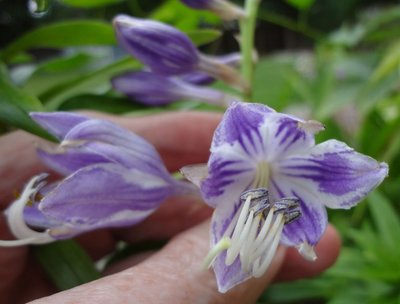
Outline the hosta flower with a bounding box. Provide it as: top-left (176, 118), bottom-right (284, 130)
top-left (0, 112), bottom-right (193, 246)
top-left (112, 71), bottom-right (235, 107)
top-left (180, 0), bottom-right (246, 20)
top-left (182, 102), bottom-right (388, 292)
top-left (113, 15), bottom-right (248, 92)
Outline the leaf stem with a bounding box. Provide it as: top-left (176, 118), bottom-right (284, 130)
top-left (239, 0), bottom-right (261, 100)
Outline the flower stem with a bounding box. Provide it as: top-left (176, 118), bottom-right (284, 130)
top-left (239, 0), bottom-right (261, 100)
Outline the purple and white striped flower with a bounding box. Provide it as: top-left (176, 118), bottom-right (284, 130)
top-left (111, 71), bottom-right (235, 107)
top-left (182, 102), bottom-right (388, 292)
top-left (113, 15), bottom-right (248, 92)
top-left (180, 0), bottom-right (246, 20)
top-left (0, 112), bottom-right (193, 246)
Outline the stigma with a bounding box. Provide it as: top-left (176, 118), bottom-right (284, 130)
top-left (204, 188), bottom-right (302, 277)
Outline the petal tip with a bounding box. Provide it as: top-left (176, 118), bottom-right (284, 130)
top-left (297, 242), bottom-right (317, 261)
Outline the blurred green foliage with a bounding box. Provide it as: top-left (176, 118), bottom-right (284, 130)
top-left (0, 0), bottom-right (399, 302)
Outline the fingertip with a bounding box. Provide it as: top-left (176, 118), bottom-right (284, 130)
top-left (275, 224), bottom-right (341, 282)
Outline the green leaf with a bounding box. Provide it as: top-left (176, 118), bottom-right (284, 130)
top-left (371, 40), bottom-right (400, 83)
top-left (34, 240), bottom-right (100, 290)
top-left (61, 0), bottom-right (124, 8)
top-left (0, 21), bottom-right (116, 62)
top-left (286, 0), bottom-right (315, 10)
top-left (151, 0), bottom-right (220, 31)
top-left (42, 56), bottom-right (139, 110)
top-left (23, 53), bottom-right (96, 96)
top-left (187, 29), bottom-right (222, 46)
top-left (0, 65), bottom-right (56, 141)
top-left (59, 94), bottom-right (145, 114)
top-left (368, 191), bottom-right (400, 252)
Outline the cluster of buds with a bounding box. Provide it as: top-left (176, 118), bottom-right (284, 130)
top-left (112, 1), bottom-right (248, 107)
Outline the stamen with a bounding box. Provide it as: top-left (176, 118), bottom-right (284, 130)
top-left (205, 188), bottom-right (303, 279)
top-left (203, 237), bottom-right (232, 269)
top-left (252, 219), bottom-right (284, 278)
top-left (250, 213), bottom-right (284, 261)
top-left (225, 209), bottom-right (254, 265)
top-left (0, 174), bottom-right (54, 247)
top-left (253, 207), bottom-right (274, 249)
top-left (239, 214), bottom-right (261, 272)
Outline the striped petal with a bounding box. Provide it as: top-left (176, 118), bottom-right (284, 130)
top-left (39, 163), bottom-right (176, 238)
top-left (276, 139), bottom-right (389, 209)
top-left (30, 112), bottom-right (88, 140)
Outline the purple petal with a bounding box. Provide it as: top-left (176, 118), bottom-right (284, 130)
top-left (40, 163), bottom-right (176, 238)
top-left (24, 204), bottom-right (60, 229)
top-left (277, 139), bottom-right (389, 209)
top-left (30, 112), bottom-right (88, 140)
top-left (181, 0), bottom-right (211, 9)
top-left (37, 146), bottom-right (109, 176)
top-left (112, 71), bottom-right (181, 105)
top-left (201, 150), bottom-right (256, 208)
top-left (112, 70), bottom-right (231, 107)
top-left (210, 201), bottom-right (250, 292)
top-left (63, 119), bottom-right (168, 174)
top-left (113, 15), bottom-right (199, 75)
top-left (212, 102), bottom-right (275, 149)
top-left (269, 177), bottom-right (328, 246)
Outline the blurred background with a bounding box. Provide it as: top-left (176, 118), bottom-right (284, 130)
top-left (1, 1), bottom-right (400, 303)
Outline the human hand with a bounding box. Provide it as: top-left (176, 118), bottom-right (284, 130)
top-left (0, 111), bottom-right (341, 304)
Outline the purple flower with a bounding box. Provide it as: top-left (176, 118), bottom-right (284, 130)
top-left (181, 0), bottom-right (246, 20)
top-left (113, 15), bottom-right (248, 92)
top-left (111, 71), bottom-right (235, 107)
top-left (182, 102), bottom-right (388, 292)
top-left (0, 112), bottom-right (193, 246)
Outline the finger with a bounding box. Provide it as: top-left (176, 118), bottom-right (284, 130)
top-left (113, 195), bottom-right (213, 243)
top-left (0, 217), bottom-right (28, 304)
top-left (275, 224), bottom-right (341, 281)
top-left (29, 220), bottom-right (286, 304)
top-left (0, 131), bottom-right (48, 208)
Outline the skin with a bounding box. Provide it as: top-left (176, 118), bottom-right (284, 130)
top-left (0, 111), bottom-right (341, 304)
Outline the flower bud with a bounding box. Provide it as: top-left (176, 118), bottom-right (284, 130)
top-left (112, 71), bottom-right (235, 107)
top-left (113, 15), bottom-right (199, 75)
top-left (113, 15), bottom-right (248, 92)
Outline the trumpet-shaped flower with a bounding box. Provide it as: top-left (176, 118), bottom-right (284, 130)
top-left (112, 71), bottom-right (235, 107)
top-left (180, 0), bottom-right (246, 20)
top-left (113, 15), bottom-right (247, 92)
top-left (0, 112), bottom-right (193, 246)
top-left (182, 102), bottom-right (388, 292)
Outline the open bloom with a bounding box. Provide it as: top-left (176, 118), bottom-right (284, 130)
top-left (180, 0), bottom-right (246, 20)
top-left (112, 71), bottom-right (235, 107)
top-left (182, 102), bottom-right (388, 292)
top-left (0, 112), bottom-right (193, 246)
top-left (113, 15), bottom-right (247, 92)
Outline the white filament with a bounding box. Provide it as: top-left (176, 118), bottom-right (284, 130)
top-left (205, 191), bottom-right (287, 280)
top-left (0, 175), bottom-right (54, 247)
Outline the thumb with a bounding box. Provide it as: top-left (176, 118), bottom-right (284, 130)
top-left (29, 220), bottom-right (286, 304)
